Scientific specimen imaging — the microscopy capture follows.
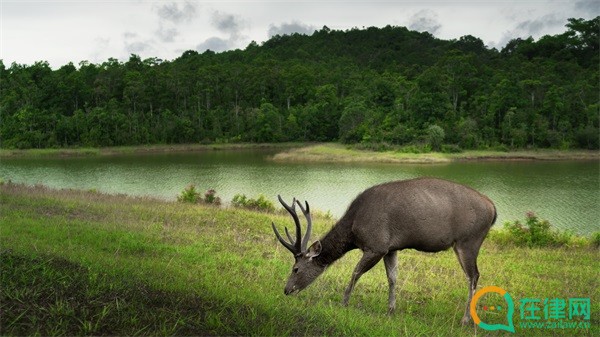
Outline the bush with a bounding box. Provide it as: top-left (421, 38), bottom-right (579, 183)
top-left (490, 144), bottom-right (510, 152)
top-left (427, 125), bottom-right (445, 151)
top-left (353, 142), bottom-right (394, 152)
top-left (441, 144), bottom-right (463, 153)
top-left (231, 194), bottom-right (275, 212)
top-left (204, 189), bottom-right (221, 205)
top-left (395, 144), bottom-right (431, 154)
top-left (177, 184), bottom-right (201, 204)
top-left (592, 232), bottom-right (600, 249)
top-left (177, 185), bottom-right (221, 205)
top-left (502, 212), bottom-right (577, 247)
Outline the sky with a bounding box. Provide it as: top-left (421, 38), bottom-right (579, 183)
top-left (1, 0), bottom-right (599, 68)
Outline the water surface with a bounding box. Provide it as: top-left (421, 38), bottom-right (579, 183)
top-left (1, 150), bottom-right (598, 234)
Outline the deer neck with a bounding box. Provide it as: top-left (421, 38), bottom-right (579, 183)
top-left (314, 220), bottom-right (355, 267)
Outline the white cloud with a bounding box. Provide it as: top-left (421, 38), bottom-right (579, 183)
top-left (2, 1), bottom-right (598, 67)
top-left (123, 32), bottom-right (154, 55)
top-left (197, 36), bottom-right (230, 53)
top-left (574, 0), bottom-right (600, 15)
top-left (268, 21), bottom-right (316, 37)
top-left (152, 1), bottom-right (199, 44)
top-left (90, 37), bottom-right (110, 63)
top-left (195, 11), bottom-right (246, 52)
top-left (408, 10), bottom-right (441, 35)
top-left (156, 25), bottom-right (179, 43)
top-left (212, 11), bottom-right (243, 36)
top-left (515, 14), bottom-right (564, 36)
top-left (155, 1), bottom-right (197, 24)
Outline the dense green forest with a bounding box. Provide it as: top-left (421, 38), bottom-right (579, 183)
top-left (1, 17), bottom-right (598, 150)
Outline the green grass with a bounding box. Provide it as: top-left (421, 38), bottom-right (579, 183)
top-left (271, 143), bottom-right (600, 164)
top-left (1, 184), bottom-right (598, 336)
top-left (0, 147), bottom-right (102, 157)
top-left (3, 142), bottom-right (598, 164)
top-left (0, 142), bottom-right (305, 158)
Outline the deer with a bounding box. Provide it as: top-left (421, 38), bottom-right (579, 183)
top-left (271, 177), bottom-right (497, 325)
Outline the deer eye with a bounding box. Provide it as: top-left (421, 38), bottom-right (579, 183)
top-left (293, 267), bottom-right (299, 273)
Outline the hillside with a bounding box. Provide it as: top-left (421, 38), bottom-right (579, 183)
top-left (1, 17), bottom-right (598, 150)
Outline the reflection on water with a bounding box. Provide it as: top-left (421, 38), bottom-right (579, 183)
top-left (1, 150), bottom-right (598, 234)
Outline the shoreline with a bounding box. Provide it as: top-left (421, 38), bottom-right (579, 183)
top-left (0, 142), bottom-right (305, 158)
top-left (270, 143), bottom-right (600, 164)
top-left (1, 181), bottom-right (597, 243)
top-left (1, 142), bottom-right (598, 163)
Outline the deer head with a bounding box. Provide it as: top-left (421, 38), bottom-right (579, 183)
top-left (272, 195), bottom-right (325, 295)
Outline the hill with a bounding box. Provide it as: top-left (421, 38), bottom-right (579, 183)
top-left (1, 17), bottom-right (598, 150)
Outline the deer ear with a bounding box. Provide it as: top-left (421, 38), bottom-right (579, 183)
top-left (306, 240), bottom-right (322, 259)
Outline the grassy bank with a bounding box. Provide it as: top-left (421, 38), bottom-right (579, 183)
top-left (1, 184), bottom-right (598, 336)
top-left (271, 143), bottom-right (600, 164)
top-left (0, 143), bottom-right (304, 158)
top-left (2, 142), bottom-right (598, 163)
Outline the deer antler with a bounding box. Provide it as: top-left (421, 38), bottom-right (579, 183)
top-left (296, 199), bottom-right (312, 252)
top-left (272, 195), bottom-right (312, 255)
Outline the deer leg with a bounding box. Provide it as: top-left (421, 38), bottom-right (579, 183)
top-left (384, 251), bottom-right (398, 314)
top-left (453, 243), bottom-right (480, 326)
top-left (343, 250), bottom-right (385, 307)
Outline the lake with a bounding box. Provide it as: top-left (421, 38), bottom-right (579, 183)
top-left (1, 149), bottom-right (598, 235)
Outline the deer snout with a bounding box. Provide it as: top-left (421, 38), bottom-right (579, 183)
top-left (284, 285), bottom-right (298, 295)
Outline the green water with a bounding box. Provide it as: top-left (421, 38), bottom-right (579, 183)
top-left (1, 150), bottom-right (598, 234)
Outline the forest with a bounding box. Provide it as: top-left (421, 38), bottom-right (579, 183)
top-left (0, 17), bottom-right (598, 150)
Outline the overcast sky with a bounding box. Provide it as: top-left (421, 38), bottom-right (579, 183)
top-left (1, 0), bottom-right (598, 68)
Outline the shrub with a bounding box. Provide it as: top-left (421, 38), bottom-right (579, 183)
top-left (231, 194), bottom-right (275, 212)
top-left (395, 144), bottom-right (431, 154)
top-left (354, 142), bottom-right (393, 152)
top-left (177, 184), bottom-right (201, 204)
top-left (231, 194), bottom-right (248, 208)
top-left (441, 144), bottom-right (463, 153)
top-left (490, 144), bottom-right (510, 152)
top-left (502, 211), bottom-right (583, 247)
top-left (177, 185), bottom-right (221, 205)
top-left (427, 125), bottom-right (445, 151)
top-left (470, 211), bottom-right (595, 248)
top-left (591, 232), bottom-right (600, 249)
top-left (204, 189), bottom-right (221, 205)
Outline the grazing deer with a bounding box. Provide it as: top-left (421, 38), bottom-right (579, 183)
top-left (271, 177), bottom-right (496, 325)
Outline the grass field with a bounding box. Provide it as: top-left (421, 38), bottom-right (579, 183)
top-left (0, 143), bottom-right (304, 158)
top-left (271, 143), bottom-right (600, 164)
top-left (1, 183), bottom-right (598, 336)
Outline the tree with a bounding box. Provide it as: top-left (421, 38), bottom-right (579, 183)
top-left (283, 110), bottom-right (301, 141)
top-left (339, 98), bottom-right (368, 143)
top-left (0, 20), bottom-right (596, 150)
top-left (306, 84), bottom-right (340, 141)
top-left (565, 16), bottom-right (599, 67)
top-left (457, 117), bottom-right (479, 149)
top-left (255, 101), bottom-right (281, 142)
top-left (427, 124), bottom-right (445, 151)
